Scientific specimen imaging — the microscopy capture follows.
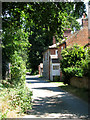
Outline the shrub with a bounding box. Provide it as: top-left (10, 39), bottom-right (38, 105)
top-left (10, 51), bottom-right (26, 86)
top-left (0, 110), bottom-right (8, 120)
top-left (60, 45), bottom-right (89, 84)
top-left (9, 84), bottom-right (32, 113)
top-left (0, 83), bottom-right (3, 90)
top-left (0, 83), bottom-right (33, 117)
top-left (81, 47), bottom-right (90, 77)
top-left (53, 76), bottom-right (60, 82)
top-left (64, 67), bottom-right (84, 77)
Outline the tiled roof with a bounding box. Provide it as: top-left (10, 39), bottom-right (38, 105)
top-left (49, 43), bottom-right (60, 48)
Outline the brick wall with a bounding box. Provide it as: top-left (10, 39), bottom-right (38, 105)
top-left (50, 48), bottom-right (58, 55)
top-left (82, 18), bottom-right (88, 27)
top-left (66, 26), bottom-right (88, 47)
top-left (70, 77), bottom-right (89, 89)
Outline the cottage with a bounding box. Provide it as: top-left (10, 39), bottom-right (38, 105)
top-left (43, 13), bottom-right (89, 81)
top-left (50, 55), bottom-right (60, 81)
top-left (43, 36), bottom-right (60, 81)
top-left (58, 14), bottom-right (89, 53)
top-left (58, 15), bottom-right (89, 80)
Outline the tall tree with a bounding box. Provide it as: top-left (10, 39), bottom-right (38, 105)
top-left (2, 2), bottom-right (86, 74)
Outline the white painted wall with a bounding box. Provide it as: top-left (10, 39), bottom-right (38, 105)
top-left (50, 63), bottom-right (60, 81)
top-left (52, 63), bottom-right (60, 76)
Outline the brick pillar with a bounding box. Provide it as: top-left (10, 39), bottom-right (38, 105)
top-left (53, 36), bottom-right (56, 44)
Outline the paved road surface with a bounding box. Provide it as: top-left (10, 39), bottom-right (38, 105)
top-left (23, 75), bottom-right (89, 119)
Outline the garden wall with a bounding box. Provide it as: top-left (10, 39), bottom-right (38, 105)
top-left (70, 77), bottom-right (89, 89)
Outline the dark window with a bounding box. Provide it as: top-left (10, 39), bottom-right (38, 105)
top-left (53, 65), bottom-right (59, 70)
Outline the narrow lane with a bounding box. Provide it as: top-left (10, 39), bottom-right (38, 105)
top-left (23, 75), bottom-right (89, 119)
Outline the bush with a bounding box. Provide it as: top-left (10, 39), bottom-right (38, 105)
top-left (0, 83), bottom-right (3, 90)
top-left (9, 84), bottom-right (32, 113)
top-left (0, 83), bottom-right (33, 117)
top-left (10, 51), bottom-right (26, 86)
top-left (53, 76), bottom-right (60, 81)
top-left (0, 110), bottom-right (8, 120)
top-left (64, 67), bottom-right (84, 77)
top-left (81, 47), bottom-right (90, 77)
top-left (60, 45), bottom-right (89, 84)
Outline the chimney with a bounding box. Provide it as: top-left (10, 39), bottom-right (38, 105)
top-left (63, 28), bottom-right (71, 38)
top-left (53, 36), bottom-right (56, 44)
top-left (82, 13), bottom-right (88, 27)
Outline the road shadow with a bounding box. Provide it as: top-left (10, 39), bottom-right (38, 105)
top-left (26, 94), bottom-right (88, 118)
top-left (25, 75), bottom-right (89, 118)
top-left (33, 86), bottom-right (66, 93)
top-left (26, 77), bottom-right (49, 84)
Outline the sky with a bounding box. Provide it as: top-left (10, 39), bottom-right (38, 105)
top-left (76, 0), bottom-right (89, 25)
top-left (83, 0), bottom-right (89, 15)
top-left (69, 0), bottom-right (88, 15)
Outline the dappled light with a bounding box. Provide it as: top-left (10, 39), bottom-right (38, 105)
top-left (24, 75), bottom-right (88, 119)
top-left (1, 2), bottom-right (89, 119)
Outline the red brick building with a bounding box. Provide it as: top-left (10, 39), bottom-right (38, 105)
top-left (58, 17), bottom-right (89, 61)
top-left (58, 17), bottom-right (89, 81)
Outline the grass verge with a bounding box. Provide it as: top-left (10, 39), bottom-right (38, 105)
top-left (0, 81), bottom-right (32, 119)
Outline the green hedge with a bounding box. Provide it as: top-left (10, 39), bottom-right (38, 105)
top-left (60, 44), bottom-right (90, 84)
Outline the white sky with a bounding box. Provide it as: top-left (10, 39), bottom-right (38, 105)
top-left (76, 0), bottom-right (89, 25)
top-left (83, 0), bottom-right (89, 15)
top-left (69, 0), bottom-right (88, 15)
